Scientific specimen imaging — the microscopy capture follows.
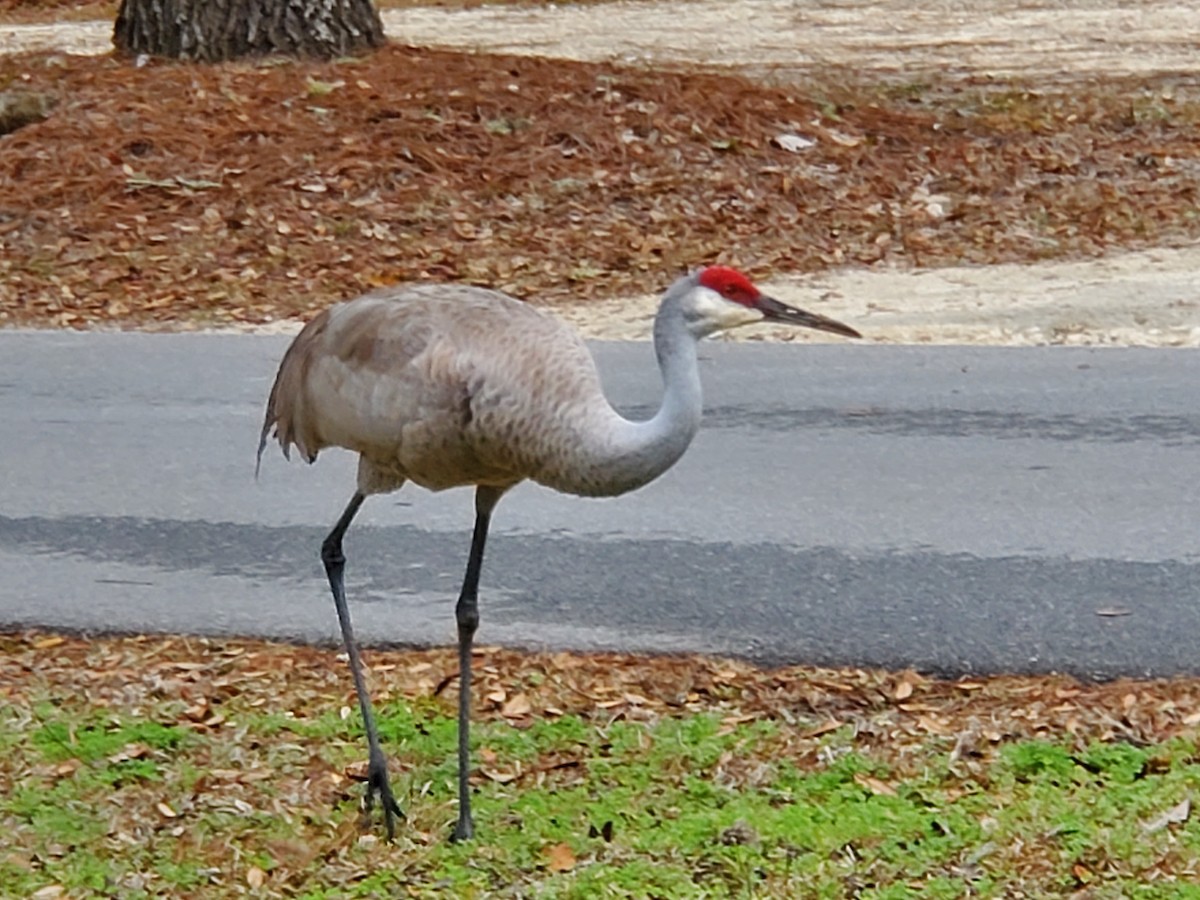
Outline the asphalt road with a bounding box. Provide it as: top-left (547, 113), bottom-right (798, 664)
top-left (2, 331), bottom-right (1197, 679)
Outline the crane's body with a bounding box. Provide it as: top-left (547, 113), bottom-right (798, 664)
top-left (262, 284), bottom-right (696, 499)
top-left (259, 267), bottom-right (859, 842)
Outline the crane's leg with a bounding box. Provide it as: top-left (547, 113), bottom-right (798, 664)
top-left (451, 484), bottom-right (504, 843)
top-left (321, 491), bottom-right (404, 840)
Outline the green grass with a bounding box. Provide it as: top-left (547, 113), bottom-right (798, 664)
top-left (5, 686), bottom-right (1200, 897)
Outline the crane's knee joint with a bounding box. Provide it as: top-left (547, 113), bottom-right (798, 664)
top-left (320, 535), bottom-right (345, 568)
top-left (455, 601), bottom-right (479, 636)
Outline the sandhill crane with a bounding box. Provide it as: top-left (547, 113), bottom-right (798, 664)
top-left (257, 266), bottom-right (860, 842)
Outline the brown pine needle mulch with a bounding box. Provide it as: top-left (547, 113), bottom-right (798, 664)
top-left (0, 0), bottom-right (112, 20)
top-left (2, 46), bottom-right (1200, 329)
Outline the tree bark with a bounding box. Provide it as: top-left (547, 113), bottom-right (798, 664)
top-left (113, 0), bottom-right (386, 63)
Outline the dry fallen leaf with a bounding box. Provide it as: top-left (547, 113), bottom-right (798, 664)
top-left (898, 703), bottom-right (939, 713)
top-left (545, 842), bottom-right (576, 873)
top-left (501, 692), bottom-right (532, 718)
top-left (917, 715), bottom-right (951, 735)
top-left (482, 767), bottom-right (518, 784)
top-left (721, 714), bottom-right (757, 727)
top-left (53, 759), bottom-right (82, 778)
top-left (1141, 798), bottom-right (1191, 833)
top-left (108, 743), bottom-right (149, 764)
top-left (854, 773), bottom-right (898, 796)
top-left (802, 720), bottom-right (844, 739)
top-left (773, 133), bottom-right (815, 152)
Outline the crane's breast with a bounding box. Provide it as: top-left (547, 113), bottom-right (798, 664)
top-left (460, 325), bottom-right (612, 488)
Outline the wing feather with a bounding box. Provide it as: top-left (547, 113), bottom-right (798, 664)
top-left (257, 284), bottom-right (608, 491)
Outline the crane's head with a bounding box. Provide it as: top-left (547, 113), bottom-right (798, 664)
top-left (680, 266), bottom-right (861, 340)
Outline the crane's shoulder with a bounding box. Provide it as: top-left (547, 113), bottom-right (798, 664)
top-left (268, 282), bottom-right (598, 413)
top-left (296, 282), bottom-right (588, 380)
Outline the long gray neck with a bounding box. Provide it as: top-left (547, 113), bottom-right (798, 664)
top-left (579, 283), bottom-right (703, 496)
top-left (642, 294), bottom-right (704, 466)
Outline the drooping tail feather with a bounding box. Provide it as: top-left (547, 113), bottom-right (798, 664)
top-left (254, 310), bottom-right (331, 478)
top-left (254, 415), bottom-right (275, 480)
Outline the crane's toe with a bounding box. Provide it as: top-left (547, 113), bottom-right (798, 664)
top-left (361, 751), bottom-right (405, 841)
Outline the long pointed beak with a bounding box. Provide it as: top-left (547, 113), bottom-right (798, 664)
top-left (757, 294), bottom-right (862, 339)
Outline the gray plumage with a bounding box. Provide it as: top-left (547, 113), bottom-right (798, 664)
top-left (261, 283), bottom-right (666, 497)
top-left (258, 266), bottom-right (859, 842)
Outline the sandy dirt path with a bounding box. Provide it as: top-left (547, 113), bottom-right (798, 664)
top-left (555, 245), bottom-right (1200, 346)
top-left (2, 1), bottom-right (1198, 346)
top-left (4, 1), bottom-right (1198, 79)
top-left (239, 245), bottom-right (1200, 348)
top-left (382, 0), bottom-right (1200, 81)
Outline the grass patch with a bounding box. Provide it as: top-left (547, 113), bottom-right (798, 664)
top-left (3, 633), bottom-right (1200, 895)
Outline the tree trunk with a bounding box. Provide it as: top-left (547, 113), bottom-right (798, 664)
top-left (113, 0), bottom-right (385, 63)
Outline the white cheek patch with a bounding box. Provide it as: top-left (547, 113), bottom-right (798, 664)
top-left (719, 303), bottom-right (765, 330)
top-left (693, 287), bottom-right (764, 331)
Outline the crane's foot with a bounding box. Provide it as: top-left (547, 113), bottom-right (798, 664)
top-left (450, 813), bottom-right (474, 843)
top-left (359, 751), bottom-right (405, 841)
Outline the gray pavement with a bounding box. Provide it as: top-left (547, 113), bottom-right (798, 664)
top-left (1, 331), bottom-right (1197, 679)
